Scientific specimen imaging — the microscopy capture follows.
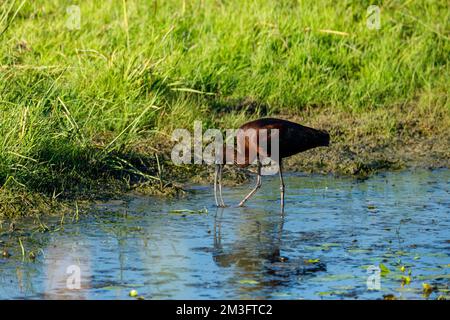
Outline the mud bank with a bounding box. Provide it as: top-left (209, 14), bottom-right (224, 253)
top-left (1, 106), bottom-right (448, 219)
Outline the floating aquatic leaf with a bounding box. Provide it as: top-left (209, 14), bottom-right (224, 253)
top-left (304, 246), bottom-right (327, 251)
top-left (169, 207), bottom-right (208, 215)
top-left (395, 287), bottom-right (421, 293)
top-left (239, 279), bottom-right (259, 285)
top-left (129, 289), bottom-right (138, 297)
top-left (400, 266), bottom-right (406, 272)
top-left (423, 267), bottom-right (442, 272)
top-left (401, 276), bottom-right (411, 285)
top-left (314, 274), bottom-right (355, 282)
top-left (101, 285), bottom-right (123, 291)
top-left (424, 252), bottom-right (448, 258)
top-left (321, 243), bottom-right (341, 248)
top-left (304, 258), bottom-right (320, 264)
top-left (317, 291), bottom-right (334, 296)
top-left (379, 263), bottom-right (390, 276)
top-left (422, 283), bottom-right (433, 294)
top-left (331, 285), bottom-right (354, 290)
top-left (271, 292), bottom-right (292, 297)
top-left (417, 274), bottom-right (450, 280)
top-left (317, 290), bottom-right (347, 296)
top-left (100, 283), bottom-right (142, 291)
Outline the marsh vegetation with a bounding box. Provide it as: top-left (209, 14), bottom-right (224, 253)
top-left (0, 0), bottom-right (449, 217)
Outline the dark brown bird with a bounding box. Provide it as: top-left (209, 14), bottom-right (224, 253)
top-left (214, 117), bottom-right (330, 210)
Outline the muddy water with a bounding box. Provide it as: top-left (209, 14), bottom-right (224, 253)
top-left (0, 169), bottom-right (449, 300)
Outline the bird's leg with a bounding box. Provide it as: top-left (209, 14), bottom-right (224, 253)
top-left (218, 164), bottom-right (226, 207)
top-left (279, 160), bottom-right (285, 213)
top-left (214, 207), bottom-right (224, 249)
top-left (214, 164), bottom-right (220, 207)
top-left (238, 160), bottom-right (262, 207)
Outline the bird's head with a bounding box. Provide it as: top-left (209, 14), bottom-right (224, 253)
top-left (318, 130), bottom-right (330, 147)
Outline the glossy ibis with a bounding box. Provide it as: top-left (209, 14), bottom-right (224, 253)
top-left (214, 118), bottom-right (330, 210)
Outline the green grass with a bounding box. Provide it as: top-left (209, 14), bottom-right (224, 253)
top-left (0, 0), bottom-right (449, 214)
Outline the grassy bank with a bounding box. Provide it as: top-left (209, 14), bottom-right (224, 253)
top-left (0, 0), bottom-right (449, 217)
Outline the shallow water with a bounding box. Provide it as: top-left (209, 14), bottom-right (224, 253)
top-left (0, 169), bottom-right (449, 300)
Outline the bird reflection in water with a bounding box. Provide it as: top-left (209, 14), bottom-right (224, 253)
top-left (212, 207), bottom-right (287, 296)
top-left (212, 207), bottom-right (327, 297)
top-left (43, 235), bottom-right (91, 299)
